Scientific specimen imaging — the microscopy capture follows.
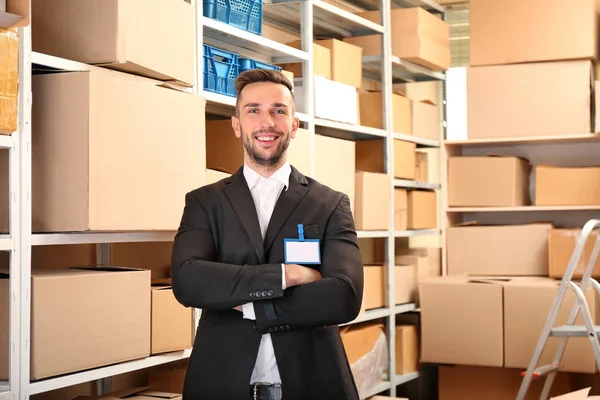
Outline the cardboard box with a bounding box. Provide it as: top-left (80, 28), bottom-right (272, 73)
top-left (420, 277), bottom-right (505, 367)
top-left (470, 0), bottom-right (599, 67)
top-left (394, 189), bottom-right (408, 231)
top-left (395, 325), bottom-right (418, 375)
top-left (355, 139), bottom-right (384, 174)
top-left (448, 156), bottom-right (531, 207)
top-left (340, 322), bottom-right (385, 365)
top-left (29, 71), bottom-right (205, 232)
top-left (112, 242), bottom-right (173, 281)
top-left (396, 254), bottom-right (429, 304)
top-left (395, 140), bottom-right (416, 180)
top-left (151, 285), bottom-right (194, 355)
top-left (205, 121), bottom-right (312, 176)
top-left (394, 264), bottom-right (416, 305)
top-left (31, 0), bottom-right (195, 85)
top-left (362, 265), bottom-right (385, 311)
top-left (316, 39), bottom-right (362, 88)
top-left (279, 41), bottom-right (331, 79)
top-left (149, 364), bottom-right (188, 393)
top-left (358, 92), bottom-right (411, 134)
top-left (504, 278), bottom-right (600, 373)
top-left (549, 228), bottom-right (600, 279)
top-left (596, 81), bottom-right (600, 133)
top-left (396, 246), bottom-right (441, 277)
top-left (393, 81), bottom-right (439, 105)
top-left (0, 267), bottom-right (151, 380)
top-left (354, 172), bottom-right (391, 231)
top-left (0, 275), bottom-right (6, 380)
top-left (408, 190), bottom-right (436, 229)
top-left (315, 134), bottom-right (355, 213)
top-left (295, 76), bottom-right (358, 124)
top-left (438, 365), bottom-right (572, 400)
top-left (76, 387), bottom-right (182, 400)
top-left (0, 28), bottom-right (17, 134)
top-left (535, 165), bottom-right (600, 206)
top-left (205, 169), bottom-right (231, 185)
top-left (446, 223), bottom-right (553, 276)
top-left (412, 102), bottom-right (439, 140)
top-left (415, 151), bottom-right (428, 182)
top-left (468, 60), bottom-right (593, 139)
top-left (347, 8), bottom-right (450, 71)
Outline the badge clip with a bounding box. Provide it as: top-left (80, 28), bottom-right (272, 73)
top-left (297, 224), bottom-right (304, 242)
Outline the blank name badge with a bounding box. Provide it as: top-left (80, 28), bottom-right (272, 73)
top-left (284, 224), bottom-right (321, 264)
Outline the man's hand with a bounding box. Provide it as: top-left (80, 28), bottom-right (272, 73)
top-left (285, 264), bottom-right (322, 288)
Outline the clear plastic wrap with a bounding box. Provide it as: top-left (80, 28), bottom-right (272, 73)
top-left (0, 27), bottom-right (18, 134)
top-left (349, 331), bottom-right (389, 398)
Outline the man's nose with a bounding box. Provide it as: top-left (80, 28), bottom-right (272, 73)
top-left (259, 113), bottom-right (276, 128)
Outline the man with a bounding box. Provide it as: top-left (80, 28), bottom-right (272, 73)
top-left (171, 69), bottom-right (364, 400)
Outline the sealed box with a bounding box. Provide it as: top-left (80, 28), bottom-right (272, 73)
top-left (354, 172), bottom-right (391, 231)
top-left (316, 39), bottom-right (362, 88)
top-left (535, 165), bottom-right (600, 206)
top-left (549, 228), bottom-right (600, 279)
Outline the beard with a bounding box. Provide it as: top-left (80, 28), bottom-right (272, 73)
top-left (241, 127), bottom-right (291, 167)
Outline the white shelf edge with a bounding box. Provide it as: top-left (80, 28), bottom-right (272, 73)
top-left (0, 135), bottom-right (14, 149)
top-left (31, 232), bottom-right (176, 246)
top-left (341, 308), bottom-right (390, 327)
top-left (394, 229), bottom-right (440, 237)
top-left (315, 118), bottom-right (387, 138)
top-left (29, 349), bottom-right (192, 395)
top-left (357, 230), bottom-right (389, 238)
top-left (0, 236), bottom-right (13, 251)
top-left (391, 56), bottom-right (446, 81)
top-left (202, 17), bottom-right (309, 61)
top-left (394, 371), bottom-right (420, 386)
top-left (362, 381), bottom-right (391, 399)
top-left (393, 132), bottom-right (440, 147)
top-left (312, 0), bottom-right (385, 34)
top-left (32, 51), bottom-right (91, 71)
top-left (394, 179), bottom-right (440, 190)
top-left (394, 303), bottom-right (417, 314)
top-left (0, 390), bottom-right (9, 400)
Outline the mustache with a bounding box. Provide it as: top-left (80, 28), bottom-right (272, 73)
top-left (253, 128), bottom-right (284, 136)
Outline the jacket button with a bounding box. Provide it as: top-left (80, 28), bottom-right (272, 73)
top-left (249, 292), bottom-right (255, 297)
top-left (267, 290), bottom-right (274, 296)
top-left (268, 328), bottom-right (273, 333)
top-left (273, 327), bottom-right (278, 332)
top-left (261, 291), bottom-right (267, 297)
top-left (286, 325), bottom-right (290, 330)
top-left (255, 291), bottom-right (261, 298)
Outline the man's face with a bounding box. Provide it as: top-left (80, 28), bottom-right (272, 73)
top-left (232, 81), bottom-right (299, 168)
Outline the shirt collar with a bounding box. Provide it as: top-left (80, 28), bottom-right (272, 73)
top-left (243, 162), bottom-right (291, 191)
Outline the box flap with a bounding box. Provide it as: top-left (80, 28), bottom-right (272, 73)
top-left (550, 388), bottom-right (590, 400)
top-left (132, 391), bottom-right (181, 399)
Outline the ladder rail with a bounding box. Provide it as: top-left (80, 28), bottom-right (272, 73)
top-left (516, 219), bottom-right (600, 400)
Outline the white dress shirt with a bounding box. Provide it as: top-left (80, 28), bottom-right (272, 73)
top-left (241, 161), bottom-right (291, 384)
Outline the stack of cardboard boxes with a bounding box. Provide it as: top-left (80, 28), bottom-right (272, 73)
top-left (425, 0), bottom-right (600, 398)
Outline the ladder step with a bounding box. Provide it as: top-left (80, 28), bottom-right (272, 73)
top-left (550, 325), bottom-right (600, 337)
top-left (521, 364), bottom-right (562, 379)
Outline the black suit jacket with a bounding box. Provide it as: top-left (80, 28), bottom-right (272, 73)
top-left (171, 165), bottom-right (364, 400)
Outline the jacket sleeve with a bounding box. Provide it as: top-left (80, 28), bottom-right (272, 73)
top-left (252, 194), bottom-right (364, 333)
top-left (171, 191), bottom-right (284, 310)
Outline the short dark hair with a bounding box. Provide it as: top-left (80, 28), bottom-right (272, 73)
top-left (234, 69), bottom-right (294, 116)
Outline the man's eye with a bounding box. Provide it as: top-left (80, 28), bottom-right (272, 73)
top-left (274, 109), bottom-right (285, 114)
top-left (248, 109), bottom-right (258, 113)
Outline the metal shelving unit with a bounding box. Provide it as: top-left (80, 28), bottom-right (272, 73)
top-left (5, 0), bottom-right (445, 397)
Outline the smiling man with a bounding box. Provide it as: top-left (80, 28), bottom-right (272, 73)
top-left (171, 69), bottom-right (364, 400)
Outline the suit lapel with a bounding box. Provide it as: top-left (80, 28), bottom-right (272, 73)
top-left (223, 168), bottom-right (266, 263)
top-left (263, 167), bottom-right (309, 255)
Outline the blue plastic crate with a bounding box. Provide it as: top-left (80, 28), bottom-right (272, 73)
top-left (238, 58), bottom-right (281, 74)
top-left (203, 44), bottom-right (239, 97)
top-left (203, 0), bottom-right (263, 35)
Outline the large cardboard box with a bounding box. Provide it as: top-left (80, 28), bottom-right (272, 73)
top-left (469, 0), bottom-right (600, 67)
top-left (354, 172), bottom-right (391, 231)
top-left (0, 28), bottom-right (17, 134)
top-left (205, 120), bottom-right (312, 176)
top-left (112, 242), bottom-right (173, 281)
top-left (315, 134), bottom-right (356, 213)
top-left (347, 8), bottom-right (450, 71)
top-left (420, 277), bottom-right (505, 367)
top-left (0, 267), bottom-right (151, 380)
top-left (279, 41), bottom-right (331, 79)
top-left (438, 365), bottom-right (572, 400)
top-left (446, 223), bottom-right (553, 276)
top-left (30, 70), bottom-right (205, 232)
top-left (504, 278), bottom-right (600, 373)
top-left (76, 387), bottom-right (182, 400)
top-left (151, 285), bottom-right (194, 355)
top-left (395, 325), bottom-right (418, 375)
top-left (412, 102), bottom-right (439, 140)
top-left (316, 39), bottom-right (362, 88)
top-left (396, 254), bottom-right (429, 304)
top-left (468, 60), bottom-right (594, 139)
top-left (295, 76), bottom-right (359, 124)
top-left (407, 190), bottom-right (436, 229)
top-left (394, 264), bottom-right (416, 305)
top-left (549, 228), bottom-right (600, 279)
top-left (448, 156), bottom-right (531, 207)
top-left (396, 246), bottom-right (441, 277)
top-left (31, 0), bottom-right (195, 85)
top-left (355, 139), bottom-right (416, 180)
top-left (535, 165), bottom-right (600, 206)
top-left (394, 189), bottom-right (408, 230)
top-left (358, 92), bottom-right (411, 134)
top-left (362, 265), bottom-right (385, 311)
top-left (395, 140), bottom-right (416, 180)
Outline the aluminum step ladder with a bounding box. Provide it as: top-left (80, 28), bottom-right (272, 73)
top-left (517, 219), bottom-right (600, 400)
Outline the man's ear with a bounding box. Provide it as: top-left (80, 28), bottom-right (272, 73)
top-left (231, 116), bottom-right (241, 138)
top-left (290, 116), bottom-right (300, 139)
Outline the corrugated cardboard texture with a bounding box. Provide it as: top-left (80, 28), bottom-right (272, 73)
top-left (448, 156), bottom-right (531, 207)
top-left (549, 228), bottom-right (600, 279)
top-left (407, 190), bottom-right (436, 229)
top-left (0, 28), bottom-right (17, 134)
top-left (340, 322), bottom-right (384, 365)
top-left (412, 102), bottom-right (439, 140)
top-left (394, 140), bottom-right (416, 180)
top-left (31, 0), bottom-right (195, 84)
top-left (151, 286), bottom-right (193, 354)
top-left (279, 41), bottom-right (331, 79)
top-left (394, 188), bottom-right (408, 230)
top-left (29, 267), bottom-right (151, 380)
top-left (438, 365), bottom-right (572, 400)
top-left (31, 70), bottom-right (206, 232)
top-left (315, 134), bottom-right (355, 214)
top-left (447, 223), bottom-right (552, 276)
top-left (316, 39), bottom-right (362, 88)
top-left (395, 325), bottom-right (418, 375)
top-left (358, 92), bottom-right (411, 134)
top-left (504, 278), bottom-right (600, 373)
top-left (467, 60), bottom-right (593, 139)
top-left (420, 277), bottom-right (505, 367)
top-left (470, 0), bottom-right (599, 67)
top-left (362, 265), bottom-right (385, 311)
top-left (535, 165), bottom-right (600, 206)
top-left (354, 172), bottom-right (390, 231)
